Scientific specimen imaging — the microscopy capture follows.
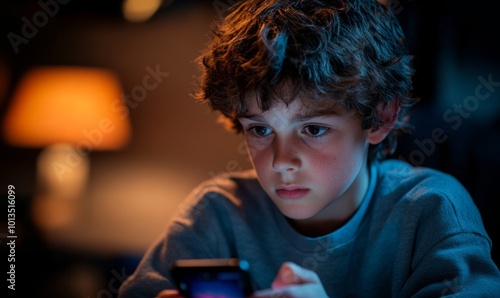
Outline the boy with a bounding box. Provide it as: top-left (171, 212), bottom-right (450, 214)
top-left (119, 0), bottom-right (500, 297)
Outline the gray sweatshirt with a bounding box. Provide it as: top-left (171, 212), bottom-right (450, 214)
top-left (119, 159), bottom-right (500, 297)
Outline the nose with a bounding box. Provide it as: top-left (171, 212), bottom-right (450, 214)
top-left (272, 136), bottom-right (301, 173)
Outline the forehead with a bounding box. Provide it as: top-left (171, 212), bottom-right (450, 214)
top-left (241, 92), bottom-right (345, 118)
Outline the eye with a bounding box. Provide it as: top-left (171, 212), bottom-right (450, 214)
top-left (248, 126), bottom-right (273, 137)
top-left (303, 125), bottom-right (329, 137)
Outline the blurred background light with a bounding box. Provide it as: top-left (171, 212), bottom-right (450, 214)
top-left (2, 66), bottom-right (131, 232)
top-left (2, 66), bottom-right (130, 149)
top-left (122, 0), bottom-right (166, 22)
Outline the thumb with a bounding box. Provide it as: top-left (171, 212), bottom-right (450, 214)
top-left (271, 262), bottom-right (320, 289)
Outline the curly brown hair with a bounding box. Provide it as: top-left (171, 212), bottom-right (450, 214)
top-left (195, 0), bottom-right (416, 160)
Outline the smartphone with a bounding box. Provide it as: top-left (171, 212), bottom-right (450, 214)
top-left (170, 258), bottom-right (255, 298)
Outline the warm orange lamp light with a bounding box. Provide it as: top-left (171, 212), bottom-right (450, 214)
top-left (2, 66), bottom-right (131, 231)
top-left (2, 66), bottom-right (130, 149)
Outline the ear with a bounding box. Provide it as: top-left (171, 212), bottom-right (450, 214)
top-left (367, 100), bottom-right (400, 145)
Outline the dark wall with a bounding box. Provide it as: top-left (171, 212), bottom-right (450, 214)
top-left (393, 0), bottom-right (500, 265)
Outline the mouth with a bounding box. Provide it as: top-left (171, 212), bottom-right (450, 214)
top-left (275, 185), bottom-right (310, 200)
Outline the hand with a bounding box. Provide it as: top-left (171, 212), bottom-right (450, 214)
top-left (250, 262), bottom-right (329, 298)
top-left (155, 289), bottom-right (184, 298)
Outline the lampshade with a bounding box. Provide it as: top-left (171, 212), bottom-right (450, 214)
top-left (2, 66), bottom-right (131, 150)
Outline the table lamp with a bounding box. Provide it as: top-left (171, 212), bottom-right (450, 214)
top-left (2, 66), bottom-right (131, 231)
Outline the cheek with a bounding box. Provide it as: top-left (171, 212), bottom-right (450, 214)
top-left (249, 149), bottom-right (270, 172)
top-left (246, 140), bottom-right (271, 170)
top-left (307, 150), bottom-right (338, 178)
top-left (307, 138), bottom-right (364, 181)
top-left (245, 138), bottom-right (269, 158)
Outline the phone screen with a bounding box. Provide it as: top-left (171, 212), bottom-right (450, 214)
top-left (183, 272), bottom-right (247, 298)
top-left (171, 259), bottom-right (254, 298)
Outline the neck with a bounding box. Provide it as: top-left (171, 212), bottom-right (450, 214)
top-left (288, 217), bottom-right (349, 238)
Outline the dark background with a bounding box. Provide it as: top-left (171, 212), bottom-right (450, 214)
top-left (0, 0), bottom-right (499, 297)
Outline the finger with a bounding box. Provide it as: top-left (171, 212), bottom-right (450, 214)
top-left (249, 288), bottom-right (277, 298)
top-left (251, 288), bottom-right (293, 298)
top-left (155, 289), bottom-right (183, 298)
top-left (271, 262), bottom-right (320, 289)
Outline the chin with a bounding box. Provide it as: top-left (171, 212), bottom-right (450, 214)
top-left (277, 205), bottom-right (317, 221)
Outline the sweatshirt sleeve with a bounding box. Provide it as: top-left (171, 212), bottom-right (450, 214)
top-left (118, 182), bottom-right (237, 298)
top-left (398, 173), bottom-right (500, 297)
top-left (401, 231), bottom-right (500, 297)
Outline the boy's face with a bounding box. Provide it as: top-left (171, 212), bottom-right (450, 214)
top-left (238, 95), bottom-right (388, 231)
